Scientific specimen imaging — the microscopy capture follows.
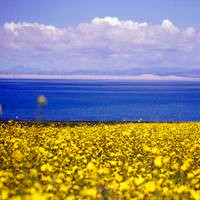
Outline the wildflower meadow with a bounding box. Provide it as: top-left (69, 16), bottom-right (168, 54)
top-left (0, 121), bottom-right (200, 199)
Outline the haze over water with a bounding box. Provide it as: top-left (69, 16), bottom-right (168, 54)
top-left (0, 79), bottom-right (200, 122)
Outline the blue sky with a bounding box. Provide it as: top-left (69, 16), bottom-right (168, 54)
top-left (0, 0), bottom-right (200, 78)
top-left (1, 0), bottom-right (200, 29)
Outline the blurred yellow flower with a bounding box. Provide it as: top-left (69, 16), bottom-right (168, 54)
top-left (154, 156), bottom-right (163, 168)
top-left (11, 150), bottom-right (24, 161)
top-left (144, 181), bottom-right (156, 192)
top-left (37, 95), bottom-right (47, 105)
top-left (1, 188), bottom-right (9, 200)
top-left (30, 169), bottom-right (38, 177)
top-left (81, 188), bottom-right (97, 198)
top-left (40, 164), bottom-right (53, 173)
top-left (87, 162), bottom-right (96, 171)
top-left (134, 176), bottom-right (145, 186)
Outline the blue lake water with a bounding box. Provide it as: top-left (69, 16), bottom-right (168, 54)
top-left (0, 79), bottom-right (200, 121)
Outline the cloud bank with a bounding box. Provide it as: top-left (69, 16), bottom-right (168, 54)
top-left (0, 17), bottom-right (200, 77)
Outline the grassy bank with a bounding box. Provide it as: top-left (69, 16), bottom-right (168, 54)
top-left (0, 121), bottom-right (200, 199)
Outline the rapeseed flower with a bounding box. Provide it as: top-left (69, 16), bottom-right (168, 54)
top-left (0, 121), bottom-right (200, 199)
top-left (154, 156), bottom-right (163, 168)
top-left (144, 181), bottom-right (156, 192)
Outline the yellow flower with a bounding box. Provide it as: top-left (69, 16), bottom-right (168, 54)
top-left (98, 167), bottom-right (109, 174)
top-left (16, 174), bottom-right (24, 180)
top-left (190, 189), bottom-right (200, 200)
top-left (59, 184), bottom-right (69, 193)
top-left (119, 181), bottom-right (131, 191)
top-left (11, 150), bottom-right (24, 161)
top-left (115, 174), bottom-right (123, 182)
top-left (87, 162), bottom-right (96, 171)
top-left (24, 192), bottom-right (48, 200)
top-left (65, 195), bottom-right (75, 200)
top-left (10, 195), bottom-right (21, 200)
top-left (122, 131), bottom-right (132, 137)
top-left (41, 176), bottom-right (52, 183)
top-left (152, 147), bottom-right (160, 154)
top-left (40, 164), bottom-right (53, 173)
top-left (109, 181), bottom-right (119, 190)
top-left (56, 178), bottom-right (63, 184)
top-left (181, 159), bottom-right (192, 171)
top-left (154, 156), bottom-right (163, 168)
top-left (187, 172), bottom-right (194, 179)
top-left (81, 188), bottom-right (97, 198)
top-left (143, 145), bottom-right (151, 152)
top-left (134, 176), bottom-right (145, 186)
top-left (162, 187), bottom-right (171, 196)
top-left (144, 181), bottom-right (156, 192)
top-left (30, 169), bottom-right (38, 177)
top-left (176, 185), bottom-right (188, 194)
top-left (37, 95), bottom-right (47, 105)
top-left (46, 184), bottom-right (53, 192)
top-left (110, 160), bottom-right (117, 166)
top-left (1, 188), bottom-right (9, 200)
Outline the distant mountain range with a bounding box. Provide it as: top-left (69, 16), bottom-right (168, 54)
top-left (1, 65), bottom-right (200, 78)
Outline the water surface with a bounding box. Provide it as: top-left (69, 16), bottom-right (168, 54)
top-left (0, 79), bottom-right (200, 121)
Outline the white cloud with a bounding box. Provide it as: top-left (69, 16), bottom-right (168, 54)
top-left (1, 17), bottom-right (200, 74)
top-left (161, 19), bottom-right (180, 33)
top-left (92, 17), bottom-right (122, 26)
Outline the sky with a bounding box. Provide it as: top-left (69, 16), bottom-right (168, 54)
top-left (0, 0), bottom-right (200, 78)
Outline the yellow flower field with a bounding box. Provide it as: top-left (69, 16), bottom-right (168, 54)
top-left (0, 121), bottom-right (200, 200)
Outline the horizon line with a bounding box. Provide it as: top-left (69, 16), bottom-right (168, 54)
top-left (0, 74), bottom-right (200, 81)
top-left (0, 73), bottom-right (200, 81)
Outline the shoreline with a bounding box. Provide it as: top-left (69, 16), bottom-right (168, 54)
top-left (0, 120), bottom-right (199, 126)
top-left (1, 74), bottom-right (200, 81)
